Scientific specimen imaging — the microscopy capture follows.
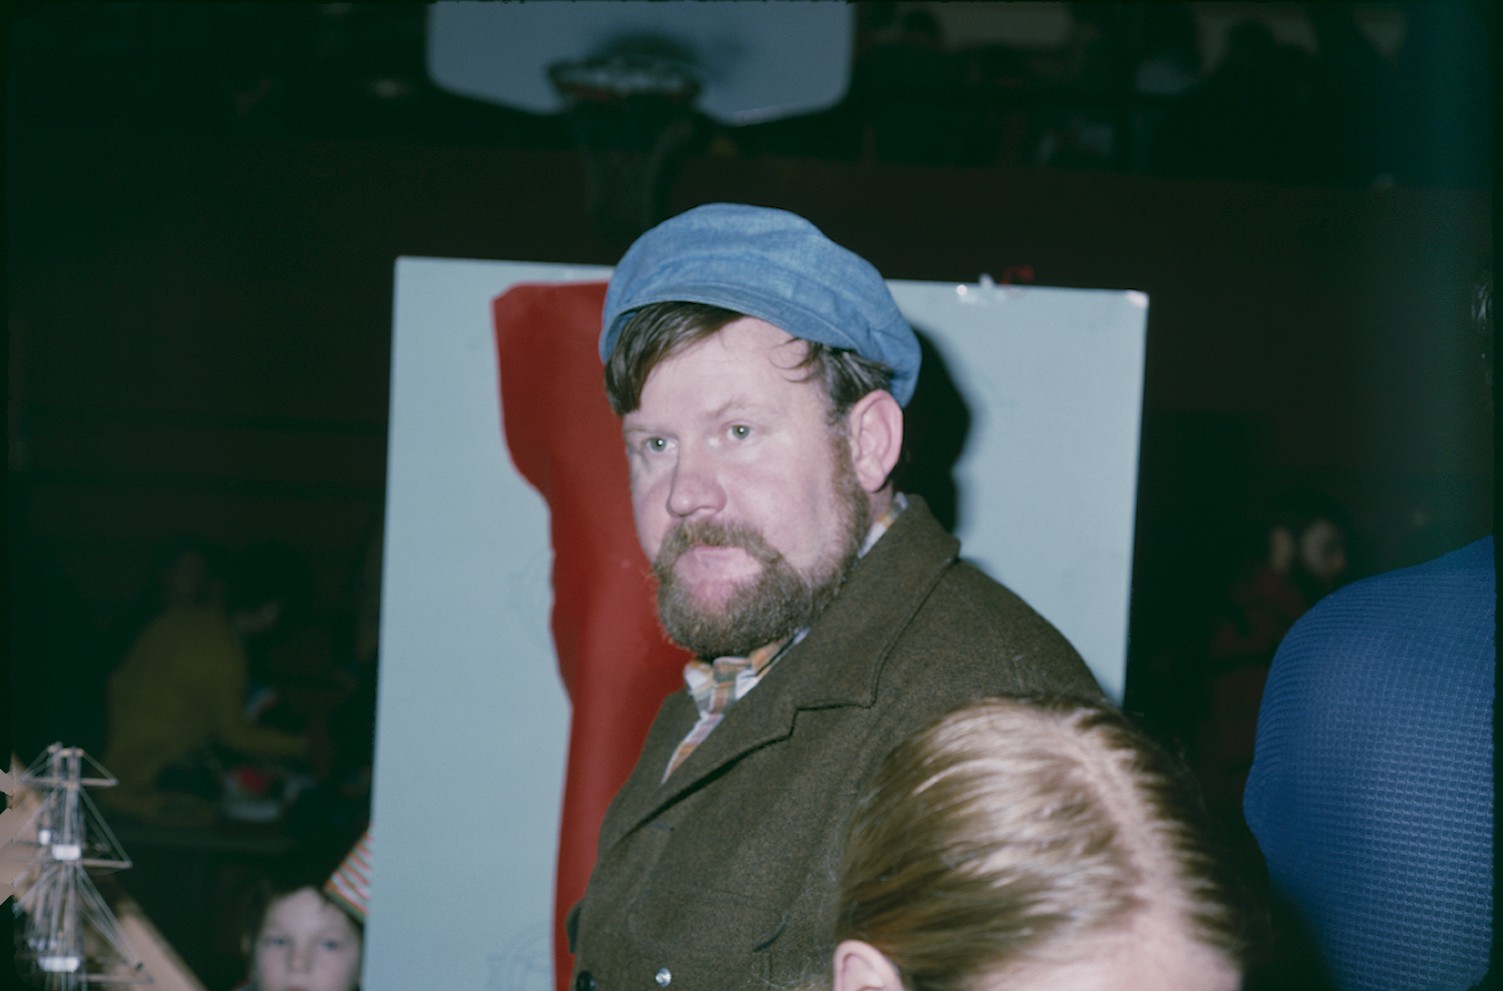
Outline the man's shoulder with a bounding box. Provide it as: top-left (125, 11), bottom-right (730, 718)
top-left (852, 498), bottom-right (1099, 695)
top-left (1280, 534), bottom-right (1494, 655)
top-left (785, 497), bottom-right (1100, 708)
top-left (1263, 535), bottom-right (1495, 717)
top-left (1328, 534), bottom-right (1492, 604)
top-left (918, 556), bottom-right (1059, 636)
top-left (904, 558), bottom-right (1097, 686)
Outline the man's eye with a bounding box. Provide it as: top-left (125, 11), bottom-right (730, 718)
top-left (728, 425), bottom-right (752, 440)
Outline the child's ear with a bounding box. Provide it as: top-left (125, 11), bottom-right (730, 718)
top-left (833, 939), bottom-right (904, 991)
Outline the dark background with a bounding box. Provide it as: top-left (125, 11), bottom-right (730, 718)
top-left (3, 2), bottom-right (1495, 983)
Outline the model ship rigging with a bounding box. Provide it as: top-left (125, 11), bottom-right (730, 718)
top-left (11, 743), bottom-right (151, 989)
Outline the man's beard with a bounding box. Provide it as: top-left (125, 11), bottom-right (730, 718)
top-left (652, 446), bottom-right (871, 659)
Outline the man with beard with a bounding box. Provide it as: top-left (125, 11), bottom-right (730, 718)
top-left (567, 203), bottom-right (1101, 991)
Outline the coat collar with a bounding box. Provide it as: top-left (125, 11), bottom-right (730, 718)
top-left (599, 496), bottom-right (959, 851)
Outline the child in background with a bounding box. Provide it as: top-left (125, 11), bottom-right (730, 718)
top-left (236, 858), bottom-right (363, 991)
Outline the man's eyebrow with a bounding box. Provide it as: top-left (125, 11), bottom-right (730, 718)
top-left (624, 396), bottom-right (777, 431)
top-left (707, 396), bottom-right (779, 419)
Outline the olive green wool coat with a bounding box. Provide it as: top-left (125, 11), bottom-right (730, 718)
top-left (568, 497), bottom-right (1101, 991)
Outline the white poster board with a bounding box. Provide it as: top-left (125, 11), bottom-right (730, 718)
top-left (367, 258), bottom-right (1146, 991)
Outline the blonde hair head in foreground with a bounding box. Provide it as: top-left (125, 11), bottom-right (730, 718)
top-left (832, 695), bottom-right (1247, 991)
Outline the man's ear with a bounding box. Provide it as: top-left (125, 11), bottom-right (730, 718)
top-left (845, 390), bottom-right (904, 493)
top-left (832, 939), bottom-right (905, 991)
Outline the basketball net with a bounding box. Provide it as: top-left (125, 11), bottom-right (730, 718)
top-left (549, 55), bottom-right (703, 247)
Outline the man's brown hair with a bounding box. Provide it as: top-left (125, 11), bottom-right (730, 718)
top-left (604, 301), bottom-right (894, 422)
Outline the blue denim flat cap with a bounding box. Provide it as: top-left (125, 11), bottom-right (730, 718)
top-left (600, 203), bottom-right (920, 406)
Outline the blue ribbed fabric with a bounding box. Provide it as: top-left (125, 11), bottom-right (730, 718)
top-left (1245, 536), bottom-right (1494, 991)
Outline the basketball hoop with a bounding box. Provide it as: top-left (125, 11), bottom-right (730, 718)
top-left (426, 0), bottom-right (854, 244)
top-left (548, 55), bottom-right (703, 245)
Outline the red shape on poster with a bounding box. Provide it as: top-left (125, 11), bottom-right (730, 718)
top-left (493, 281), bottom-right (689, 991)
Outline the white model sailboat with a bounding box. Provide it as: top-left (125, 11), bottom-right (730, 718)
top-left (11, 743), bottom-right (151, 989)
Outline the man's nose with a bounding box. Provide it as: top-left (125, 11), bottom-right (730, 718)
top-left (666, 448), bottom-right (724, 518)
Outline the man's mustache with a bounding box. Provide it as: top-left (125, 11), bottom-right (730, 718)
top-left (655, 519), bottom-right (783, 572)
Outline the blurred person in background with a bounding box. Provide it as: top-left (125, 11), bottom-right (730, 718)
top-left (1194, 485), bottom-right (1351, 833)
top-left (102, 541), bottom-right (311, 825)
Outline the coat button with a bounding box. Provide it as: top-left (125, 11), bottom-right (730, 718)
top-left (654, 967), bottom-right (672, 987)
top-left (575, 972), bottom-right (598, 991)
